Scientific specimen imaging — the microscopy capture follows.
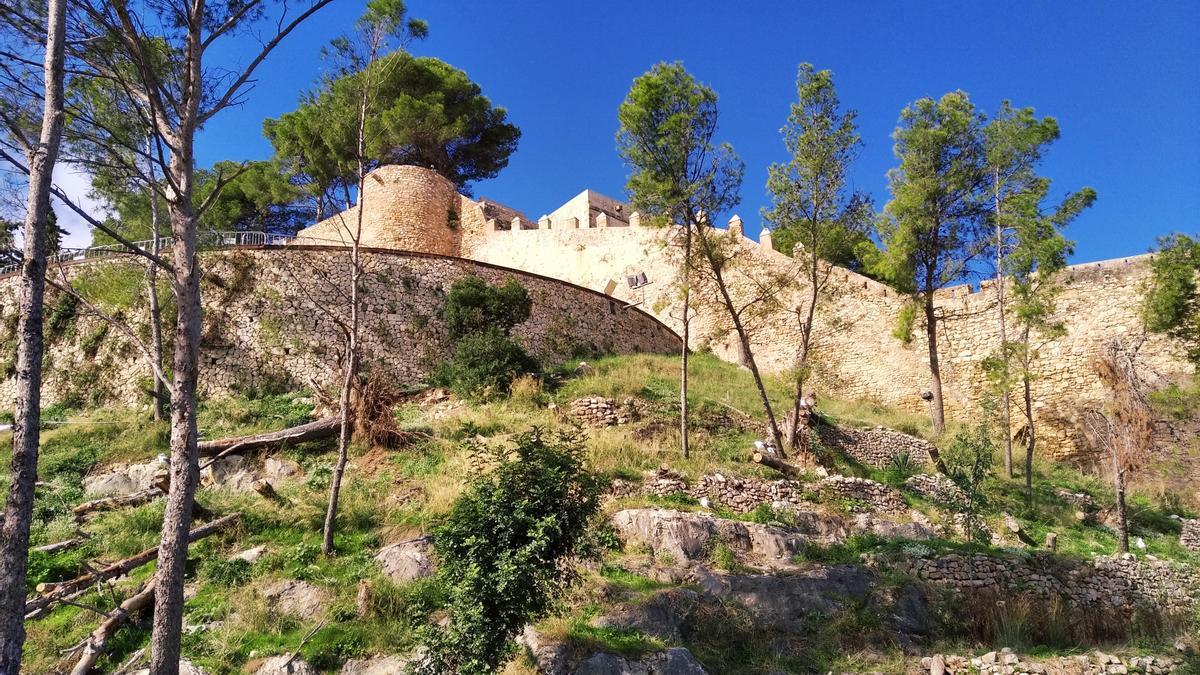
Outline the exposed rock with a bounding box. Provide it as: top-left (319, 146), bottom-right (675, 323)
top-left (590, 588), bottom-right (700, 641)
top-left (261, 579), bottom-right (327, 620)
top-left (263, 456), bottom-right (302, 482)
top-left (851, 512), bottom-right (937, 541)
top-left (609, 509), bottom-right (805, 568)
top-left (232, 545), bottom-right (268, 563)
top-left (200, 454), bottom-right (257, 492)
top-left (82, 460), bottom-right (161, 496)
top-left (254, 655), bottom-right (315, 675)
top-left (375, 537), bottom-right (435, 582)
top-left (572, 648), bottom-right (707, 675)
top-left (340, 655), bottom-right (411, 674)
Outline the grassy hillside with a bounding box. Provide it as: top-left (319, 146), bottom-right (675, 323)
top-left (2, 353), bottom-right (1197, 673)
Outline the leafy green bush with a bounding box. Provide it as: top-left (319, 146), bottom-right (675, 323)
top-left (443, 276), bottom-right (531, 339)
top-left (435, 327), bottom-right (537, 400)
top-left (414, 429), bottom-right (602, 675)
top-left (943, 424), bottom-right (996, 546)
top-left (435, 276), bottom-right (538, 400)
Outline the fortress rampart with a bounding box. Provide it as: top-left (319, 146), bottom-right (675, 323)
top-left (1, 165), bottom-right (1191, 464)
top-left (0, 246), bottom-right (679, 408)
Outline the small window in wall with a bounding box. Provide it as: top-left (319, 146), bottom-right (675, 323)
top-left (609, 301), bottom-right (617, 315)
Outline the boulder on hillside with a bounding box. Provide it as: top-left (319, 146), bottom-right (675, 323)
top-left (609, 509), bottom-right (805, 568)
top-left (82, 459), bottom-right (161, 496)
top-left (572, 648), bottom-right (708, 675)
top-left (261, 579), bottom-right (327, 620)
top-left (375, 537), bottom-right (435, 582)
top-left (254, 655), bottom-right (315, 675)
top-left (340, 655), bottom-right (411, 674)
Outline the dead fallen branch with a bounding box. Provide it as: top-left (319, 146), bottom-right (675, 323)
top-left (34, 534), bottom-right (88, 555)
top-left (25, 513), bottom-right (239, 619)
top-left (751, 451), bottom-right (804, 478)
top-left (198, 417), bottom-right (339, 457)
top-left (73, 488), bottom-right (163, 521)
top-left (67, 580), bottom-right (156, 675)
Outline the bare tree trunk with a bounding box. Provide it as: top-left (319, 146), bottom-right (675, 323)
top-left (322, 53), bottom-right (372, 555)
top-left (0, 1), bottom-right (66, 669)
top-left (994, 175), bottom-right (1014, 480)
top-left (1112, 449), bottom-right (1129, 554)
top-left (922, 290), bottom-right (947, 470)
top-left (787, 261), bottom-right (820, 453)
top-left (147, 155), bottom-right (166, 422)
top-left (69, 580), bottom-right (156, 675)
top-left (149, 155), bottom-right (204, 675)
top-left (1022, 371), bottom-right (1035, 505)
top-left (710, 265), bottom-right (785, 457)
top-left (679, 226), bottom-right (691, 459)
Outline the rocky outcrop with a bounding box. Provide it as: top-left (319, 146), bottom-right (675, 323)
top-left (260, 579), bottom-right (327, 620)
top-left (572, 648), bottom-right (708, 675)
top-left (82, 459), bottom-right (161, 496)
top-left (609, 509), bottom-right (808, 568)
top-left (254, 656), bottom-right (315, 675)
top-left (340, 655), bottom-right (412, 674)
top-left (375, 537), bottom-right (435, 583)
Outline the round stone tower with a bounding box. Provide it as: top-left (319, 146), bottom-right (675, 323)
top-left (301, 164), bottom-right (462, 256)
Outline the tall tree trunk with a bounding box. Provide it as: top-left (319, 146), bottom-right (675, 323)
top-left (0, 1), bottom-right (66, 670)
top-left (994, 174), bottom-right (1014, 480)
top-left (322, 55), bottom-right (372, 555)
top-left (923, 291), bottom-right (946, 436)
top-left (921, 290), bottom-right (947, 472)
top-left (679, 226), bottom-right (691, 459)
top-left (147, 158), bottom-right (165, 422)
top-left (710, 265), bottom-right (786, 457)
top-left (1022, 370), bottom-right (1035, 505)
top-left (1112, 450), bottom-right (1129, 554)
top-left (149, 190), bottom-right (203, 674)
top-left (787, 257), bottom-right (820, 453)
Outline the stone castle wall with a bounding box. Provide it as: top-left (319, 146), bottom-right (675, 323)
top-left (0, 247), bottom-right (679, 408)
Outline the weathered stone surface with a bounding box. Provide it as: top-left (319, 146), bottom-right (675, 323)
top-left (254, 655), bottom-right (315, 675)
top-left (82, 460), bottom-right (161, 496)
top-left (905, 473), bottom-right (967, 508)
top-left (375, 538), bottom-right (435, 583)
top-left (590, 588), bottom-right (700, 642)
top-left (572, 648), bottom-right (708, 675)
top-left (568, 396), bottom-right (643, 427)
top-left (261, 579), bottom-right (327, 620)
top-left (818, 475), bottom-right (907, 513)
top-left (1180, 518), bottom-right (1200, 552)
top-left (263, 456), bottom-right (302, 482)
top-left (340, 655), bottom-right (411, 674)
top-left (609, 509), bottom-right (806, 568)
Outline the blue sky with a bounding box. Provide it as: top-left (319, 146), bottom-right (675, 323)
top-left (106, 1), bottom-right (1200, 262)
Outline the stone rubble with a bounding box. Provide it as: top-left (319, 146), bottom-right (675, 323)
top-left (905, 473), bottom-right (968, 508)
top-left (817, 424), bottom-right (936, 468)
top-left (921, 648), bottom-right (1184, 675)
top-left (817, 475), bottom-right (907, 513)
top-left (568, 396), bottom-right (642, 427)
top-left (1179, 518), bottom-right (1200, 553)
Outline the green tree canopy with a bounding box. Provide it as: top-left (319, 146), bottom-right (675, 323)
top-left (264, 51), bottom-right (520, 207)
top-left (764, 63), bottom-right (873, 271)
top-left (1143, 233), bottom-right (1200, 369)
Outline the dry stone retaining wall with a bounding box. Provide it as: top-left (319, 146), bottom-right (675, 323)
top-left (817, 425), bottom-right (936, 468)
top-left (1181, 519), bottom-right (1200, 553)
top-left (889, 551), bottom-right (1200, 616)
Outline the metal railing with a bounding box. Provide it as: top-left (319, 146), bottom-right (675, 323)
top-left (0, 230), bottom-right (341, 277)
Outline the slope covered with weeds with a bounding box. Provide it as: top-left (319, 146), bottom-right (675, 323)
top-left (2, 353), bottom-right (1197, 673)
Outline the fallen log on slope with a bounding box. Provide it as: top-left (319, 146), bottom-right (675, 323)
top-left (751, 452), bottom-right (805, 478)
top-left (25, 513), bottom-right (239, 619)
top-left (73, 488), bottom-right (163, 521)
top-left (34, 535), bottom-right (88, 555)
top-left (67, 580), bottom-right (156, 675)
top-left (197, 417), bottom-right (339, 457)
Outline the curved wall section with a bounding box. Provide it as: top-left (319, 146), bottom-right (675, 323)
top-left (0, 248), bottom-right (679, 408)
